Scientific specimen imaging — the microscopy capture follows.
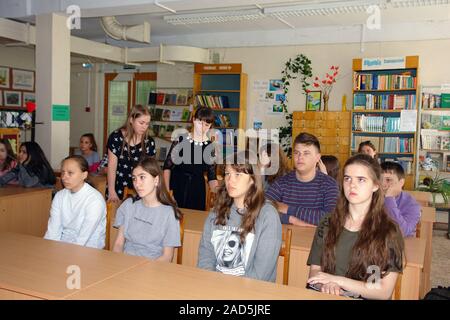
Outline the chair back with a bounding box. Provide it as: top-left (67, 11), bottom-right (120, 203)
top-left (278, 228), bottom-right (293, 285)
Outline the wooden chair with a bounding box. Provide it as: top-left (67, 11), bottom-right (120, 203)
top-left (105, 200), bottom-right (121, 251)
top-left (406, 190), bottom-right (431, 207)
top-left (176, 215), bottom-right (185, 265)
top-left (392, 273), bottom-right (403, 300)
top-left (278, 228), bottom-right (293, 285)
top-left (123, 187), bottom-right (136, 199)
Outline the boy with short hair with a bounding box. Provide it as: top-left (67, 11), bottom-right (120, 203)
top-left (381, 161), bottom-right (421, 237)
top-left (266, 132), bottom-right (339, 226)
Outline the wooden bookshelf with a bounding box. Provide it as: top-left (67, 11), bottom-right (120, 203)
top-left (193, 63), bottom-right (247, 152)
top-left (415, 84), bottom-right (450, 188)
top-left (351, 56), bottom-right (420, 190)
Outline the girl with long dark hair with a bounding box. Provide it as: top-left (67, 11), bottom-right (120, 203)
top-left (307, 154), bottom-right (405, 299)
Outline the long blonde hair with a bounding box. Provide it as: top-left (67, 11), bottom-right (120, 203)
top-left (120, 105), bottom-right (151, 160)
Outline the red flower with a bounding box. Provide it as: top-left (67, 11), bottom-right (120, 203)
top-left (322, 80), bottom-right (326, 84)
top-left (306, 89), bottom-right (311, 93)
top-left (315, 76), bottom-right (319, 80)
top-left (313, 83), bottom-right (319, 87)
top-left (327, 81), bottom-right (332, 84)
top-left (333, 72), bottom-right (338, 76)
top-left (331, 66), bottom-right (335, 70)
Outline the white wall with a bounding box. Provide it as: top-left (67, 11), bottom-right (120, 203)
top-left (211, 39), bottom-right (450, 130)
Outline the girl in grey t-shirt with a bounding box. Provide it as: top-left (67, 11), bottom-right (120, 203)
top-left (113, 157), bottom-right (182, 262)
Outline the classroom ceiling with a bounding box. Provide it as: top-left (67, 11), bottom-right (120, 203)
top-left (2, 0), bottom-right (450, 48)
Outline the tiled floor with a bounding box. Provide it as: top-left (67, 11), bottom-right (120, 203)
top-left (430, 229), bottom-right (450, 289)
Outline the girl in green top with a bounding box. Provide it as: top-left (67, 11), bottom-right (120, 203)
top-left (307, 154), bottom-right (404, 300)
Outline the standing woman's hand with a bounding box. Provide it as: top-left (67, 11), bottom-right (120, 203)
top-left (318, 159), bottom-right (327, 175)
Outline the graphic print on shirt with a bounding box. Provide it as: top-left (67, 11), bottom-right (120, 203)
top-left (211, 227), bottom-right (254, 276)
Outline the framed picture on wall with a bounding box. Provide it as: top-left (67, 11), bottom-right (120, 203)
top-left (0, 67), bottom-right (10, 89)
top-left (23, 92), bottom-right (35, 105)
top-left (3, 91), bottom-right (22, 107)
top-left (306, 91), bottom-right (322, 111)
top-left (12, 69), bottom-right (34, 91)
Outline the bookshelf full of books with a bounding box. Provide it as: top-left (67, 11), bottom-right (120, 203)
top-left (351, 56), bottom-right (420, 190)
top-left (147, 87), bottom-right (194, 163)
top-left (193, 63), bottom-right (247, 156)
top-left (416, 85), bottom-right (450, 188)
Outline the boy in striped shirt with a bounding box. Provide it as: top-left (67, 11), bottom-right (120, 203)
top-left (266, 132), bottom-right (339, 226)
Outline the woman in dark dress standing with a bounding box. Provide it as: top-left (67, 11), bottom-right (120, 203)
top-left (163, 107), bottom-right (218, 210)
top-left (107, 105), bottom-right (156, 201)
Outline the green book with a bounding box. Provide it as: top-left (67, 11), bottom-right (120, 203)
top-left (441, 93), bottom-right (450, 108)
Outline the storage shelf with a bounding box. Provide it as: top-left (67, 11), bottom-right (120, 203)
top-left (420, 149), bottom-right (450, 153)
top-left (153, 120), bottom-right (191, 123)
top-left (353, 89), bottom-right (417, 93)
top-left (352, 131), bottom-right (416, 134)
top-left (211, 108), bottom-right (240, 112)
top-left (378, 152), bottom-right (414, 155)
top-left (421, 108), bottom-right (450, 112)
top-left (197, 90), bottom-right (240, 93)
top-left (150, 104), bottom-right (191, 108)
top-left (352, 109), bottom-right (415, 113)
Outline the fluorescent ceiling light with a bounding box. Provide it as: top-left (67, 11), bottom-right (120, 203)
top-left (263, 0), bottom-right (386, 18)
top-left (164, 9), bottom-right (264, 25)
top-left (163, 0), bottom-right (450, 25)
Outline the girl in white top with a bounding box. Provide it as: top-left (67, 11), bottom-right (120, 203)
top-left (44, 155), bottom-right (106, 249)
top-left (113, 157), bottom-right (181, 262)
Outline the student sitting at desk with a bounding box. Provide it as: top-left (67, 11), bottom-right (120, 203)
top-left (113, 157), bottom-right (181, 262)
top-left (44, 155), bottom-right (106, 249)
top-left (0, 141), bottom-right (56, 188)
top-left (307, 154), bottom-right (405, 300)
top-left (266, 132), bottom-right (339, 226)
top-left (381, 161), bottom-right (420, 237)
top-left (197, 150), bottom-right (282, 282)
top-left (0, 138), bottom-right (17, 182)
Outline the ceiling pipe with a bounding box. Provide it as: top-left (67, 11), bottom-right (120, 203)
top-left (100, 16), bottom-right (150, 43)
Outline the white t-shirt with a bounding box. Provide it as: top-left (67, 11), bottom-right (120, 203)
top-left (44, 182), bottom-right (106, 249)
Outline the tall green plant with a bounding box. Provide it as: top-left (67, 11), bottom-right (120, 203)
top-left (279, 54), bottom-right (312, 157)
top-left (416, 172), bottom-right (450, 206)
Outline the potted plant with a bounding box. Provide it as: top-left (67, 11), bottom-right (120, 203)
top-left (416, 172), bottom-right (450, 206)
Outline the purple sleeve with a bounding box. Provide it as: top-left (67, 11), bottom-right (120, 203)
top-left (384, 193), bottom-right (421, 237)
top-left (265, 179), bottom-right (283, 203)
top-left (286, 180), bottom-right (339, 226)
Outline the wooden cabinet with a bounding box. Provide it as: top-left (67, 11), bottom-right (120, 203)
top-left (292, 111), bottom-right (351, 167)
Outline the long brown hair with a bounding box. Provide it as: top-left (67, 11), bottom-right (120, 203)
top-left (214, 150), bottom-right (265, 243)
top-left (259, 141), bottom-right (290, 184)
top-left (120, 105), bottom-right (151, 160)
top-left (0, 138), bottom-right (16, 171)
top-left (322, 154), bottom-right (404, 281)
top-left (80, 133), bottom-right (98, 152)
top-left (133, 157), bottom-right (182, 220)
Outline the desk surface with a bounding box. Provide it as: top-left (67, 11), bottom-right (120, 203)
top-left (65, 260), bottom-right (345, 300)
top-left (0, 232), bottom-right (147, 299)
top-left (0, 186), bottom-right (52, 198)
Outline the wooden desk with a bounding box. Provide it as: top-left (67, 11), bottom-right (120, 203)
top-left (419, 206), bottom-right (436, 298)
top-left (65, 260), bottom-right (345, 300)
top-left (0, 186), bottom-right (52, 237)
top-left (180, 209), bottom-right (426, 300)
top-left (0, 232), bottom-right (147, 300)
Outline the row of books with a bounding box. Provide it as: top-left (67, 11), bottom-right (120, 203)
top-left (195, 95), bottom-right (230, 109)
top-left (420, 130), bottom-right (450, 150)
top-left (419, 152), bottom-right (450, 172)
top-left (148, 90), bottom-right (193, 106)
top-left (422, 93), bottom-right (450, 109)
top-left (150, 123), bottom-right (192, 139)
top-left (352, 135), bottom-right (414, 153)
top-left (352, 114), bottom-right (403, 132)
top-left (214, 114), bottom-right (232, 128)
top-left (353, 73), bottom-right (416, 91)
top-left (151, 107), bottom-right (192, 122)
top-left (353, 93), bottom-right (416, 110)
top-left (421, 114), bottom-right (450, 130)
top-left (383, 157), bottom-right (414, 174)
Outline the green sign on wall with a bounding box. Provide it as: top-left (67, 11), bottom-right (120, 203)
top-left (52, 104), bottom-right (70, 121)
